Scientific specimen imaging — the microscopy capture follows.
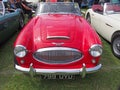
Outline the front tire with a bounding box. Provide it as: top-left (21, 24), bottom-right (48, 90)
top-left (19, 16), bottom-right (24, 29)
top-left (112, 32), bottom-right (120, 58)
top-left (86, 13), bottom-right (91, 24)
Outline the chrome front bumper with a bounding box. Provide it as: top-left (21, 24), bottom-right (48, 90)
top-left (15, 63), bottom-right (102, 78)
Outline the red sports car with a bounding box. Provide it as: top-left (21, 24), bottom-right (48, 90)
top-left (14, 2), bottom-right (102, 78)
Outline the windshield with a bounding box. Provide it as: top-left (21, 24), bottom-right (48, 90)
top-left (104, 3), bottom-right (120, 14)
top-left (36, 2), bottom-right (81, 15)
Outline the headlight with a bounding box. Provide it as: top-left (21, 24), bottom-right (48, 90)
top-left (14, 45), bottom-right (27, 58)
top-left (89, 44), bottom-right (102, 57)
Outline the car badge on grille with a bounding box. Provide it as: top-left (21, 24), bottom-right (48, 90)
top-left (52, 42), bottom-right (64, 46)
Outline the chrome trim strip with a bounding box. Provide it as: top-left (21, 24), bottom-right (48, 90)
top-left (47, 36), bottom-right (70, 39)
top-left (15, 64), bottom-right (102, 74)
top-left (35, 47), bottom-right (80, 54)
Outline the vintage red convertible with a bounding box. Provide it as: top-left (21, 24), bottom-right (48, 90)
top-left (14, 2), bottom-right (102, 78)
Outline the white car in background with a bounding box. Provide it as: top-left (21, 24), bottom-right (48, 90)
top-left (26, 0), bottom-right (39, 11)
top-left (26, 0), bottom-right (39, 3)
top-left (85, 3), bottom-right (120, 58)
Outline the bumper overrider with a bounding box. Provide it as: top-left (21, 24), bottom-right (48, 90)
top-left (15, 63), bottom-right (102, 78)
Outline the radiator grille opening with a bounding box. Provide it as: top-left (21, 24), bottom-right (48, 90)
top-left (33, 47), bottom-right (83, 64)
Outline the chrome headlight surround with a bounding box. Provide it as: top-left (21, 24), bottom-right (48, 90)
top-left (14, 45), bottom-right (27, 58)
top-left (89, 44), bottom-right (102, 57)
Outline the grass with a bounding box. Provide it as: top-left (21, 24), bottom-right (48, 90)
top-left (0, 29), bottom-right (120, 90)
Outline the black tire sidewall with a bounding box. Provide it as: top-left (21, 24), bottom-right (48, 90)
top-left (86, 14), bottom-right (91, 24)
top-left (111, 33), bottom-right (120, 58)
top-left (19, 16), bottom-right (24, 29)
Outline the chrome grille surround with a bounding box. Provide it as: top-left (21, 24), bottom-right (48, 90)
top-left (33, 47), bottom-right (83, 64)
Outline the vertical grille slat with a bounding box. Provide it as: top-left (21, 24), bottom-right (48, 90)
top-left (33, 47), bottom-right (83, 64)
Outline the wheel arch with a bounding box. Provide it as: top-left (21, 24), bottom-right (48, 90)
top-left (111, 30), bottom-right (120, 43)
top-left (85, 12), bottom-right (90, 19)
top-left (85, 12), bottom-right (92, 24)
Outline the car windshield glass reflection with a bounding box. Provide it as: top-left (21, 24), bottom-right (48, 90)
top-left (37, 2), bottom-right (80, 15)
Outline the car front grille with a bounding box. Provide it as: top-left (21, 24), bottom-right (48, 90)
top-left (33, 47), bottom-right (83, 64)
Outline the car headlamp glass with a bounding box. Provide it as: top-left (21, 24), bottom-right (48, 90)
top-left (14, 45), bottom-right (27, 58)
top-left (89, 44), bottom-right (102, 57)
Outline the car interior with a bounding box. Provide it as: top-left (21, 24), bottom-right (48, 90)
top-left (92, 5), bottom-right (103, 14)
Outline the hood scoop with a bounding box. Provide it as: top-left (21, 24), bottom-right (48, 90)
top-left (46, 28), bottom-right (70, 40)
top-left (47, 36), bottom-right (70, 40)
